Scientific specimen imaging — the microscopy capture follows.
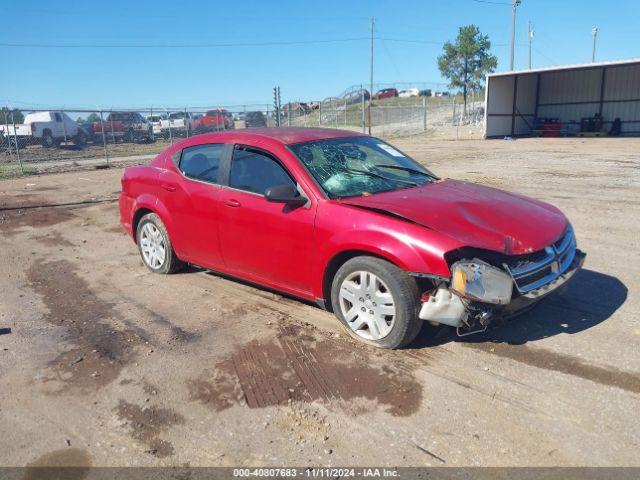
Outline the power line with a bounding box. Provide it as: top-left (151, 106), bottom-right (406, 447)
top-left (0, 35), bottom-right (520, 50)
top-left (0, 38), bottom-right (369, 48)
top-left (470, 0), bottom-right (512, 5)
top-left (377, 37), bottom-right (444, 45)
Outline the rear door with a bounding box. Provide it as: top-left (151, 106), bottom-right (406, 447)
top-left (158, 143), bottom-right (229, 268)
top-left (218, 145), bottom-right (316, 294)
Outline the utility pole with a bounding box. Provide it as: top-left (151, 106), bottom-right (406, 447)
top-left (528, 21), bottom-right (534, 69)
top-left (510, 0), bottom-right (521, 70)
top-left (591, 26), bottom-right (598, 62)
top-left (368, 16), bottom-right (374, 135)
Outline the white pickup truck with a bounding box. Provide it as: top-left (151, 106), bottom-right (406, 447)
top-left (0, 111), bottom-right (87, 148)
top-left (160, 111), bottom-right (201, 135)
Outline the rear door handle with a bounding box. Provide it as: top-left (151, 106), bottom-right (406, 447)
top-left (224, 199), bottom-right (241, 207)
top-left (161, 183), bottom-right (176, 192)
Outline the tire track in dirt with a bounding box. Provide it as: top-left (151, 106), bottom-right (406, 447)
top-left (191, 269), bottom-right (549, 415)
top-left (188, 323), bottom-right (422, 417)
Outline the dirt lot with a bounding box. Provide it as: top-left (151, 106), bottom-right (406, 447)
top-left (0, 136), bottom-right (639, 468)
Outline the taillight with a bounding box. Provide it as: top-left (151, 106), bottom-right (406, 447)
top-left (31, 123), bottom-right (36, 132)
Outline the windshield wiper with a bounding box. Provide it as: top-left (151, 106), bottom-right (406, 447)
top-left (335, 167), bottom-right (419, 186)
top-left (373, 164), bottom-right (438, 180)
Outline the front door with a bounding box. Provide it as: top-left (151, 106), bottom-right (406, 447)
top-left (218, 145), bottom-right (316, 295)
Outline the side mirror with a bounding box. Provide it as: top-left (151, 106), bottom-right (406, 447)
top-left (264, 184), bottom-right (307, 206)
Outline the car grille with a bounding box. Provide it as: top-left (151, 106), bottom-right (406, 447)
top-left (503, 225), bottom-right (577, 294)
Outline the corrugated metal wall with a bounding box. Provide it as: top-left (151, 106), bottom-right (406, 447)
top-left (603, 63), bottom-right (640, 132)
top-left (485, 61), bottom-right (640, 137)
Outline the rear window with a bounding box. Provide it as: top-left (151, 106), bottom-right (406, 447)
top-left (179, 144), bottom-right (224, 183)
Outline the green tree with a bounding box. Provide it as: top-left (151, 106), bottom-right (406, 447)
top-left (87, 113), bottom-right (101, 122)
top-left (438, 25), bottom-right (497, 114)
top-left (0, 107), bottom-right (24, 124)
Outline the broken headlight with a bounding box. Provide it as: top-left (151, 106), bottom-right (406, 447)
top-left (450, 258), bottom-right (513, 305)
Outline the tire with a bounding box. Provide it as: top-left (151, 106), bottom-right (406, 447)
top-left (74, 131), bottom-right (87, 147)
top-left (330, 256), bottom-right (422, 349)
top-left (42, 130), bottom-right (54, 148)
top-left (123, 128), bottom-right (134, 143)
top-left (136, 213), bottom-right (184, 274)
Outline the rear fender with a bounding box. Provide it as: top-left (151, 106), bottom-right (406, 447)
top-left (130, 195), bottom-right (175, 243)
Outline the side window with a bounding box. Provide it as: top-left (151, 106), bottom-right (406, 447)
top-left (229, 148), bottom-right (295, 195)
top-left (54, 113), bottom-right (62, 122)
top-left (179, 144), bottom-right (224, 183)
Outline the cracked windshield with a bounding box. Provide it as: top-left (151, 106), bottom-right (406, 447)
top-left (290, 136), bottom-right (437, 198)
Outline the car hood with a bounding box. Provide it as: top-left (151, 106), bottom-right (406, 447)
top-left (340, 179), bottom-right (567, 255)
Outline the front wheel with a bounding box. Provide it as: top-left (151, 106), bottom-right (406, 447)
top-left (331, 256), bottom-right (422, 349)
top-left (136, 213), bottom-right (184, 274)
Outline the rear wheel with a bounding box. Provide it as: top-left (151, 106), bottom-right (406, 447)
top-left (331, 256), bottom-right (422, 349)
top-left (74, 131), bottom-right (87, 147)
top-left (123, 128), bottom-right (134, 143)
top-left (136, 213), bottom-right (184, 274)
top-left (42, 130), bottom-right (54, 148)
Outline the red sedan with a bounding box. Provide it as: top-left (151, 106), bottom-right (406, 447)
top-left (120, 128), bottom-right (585, 348)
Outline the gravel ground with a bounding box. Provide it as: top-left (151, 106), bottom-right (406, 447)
top-left (0, 136), bottom-right (638, 468)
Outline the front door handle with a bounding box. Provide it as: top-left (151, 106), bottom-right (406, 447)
top-left (224, 199), bottom-right (241, 207)
top-left (161, 183), bottom-right (176, 192)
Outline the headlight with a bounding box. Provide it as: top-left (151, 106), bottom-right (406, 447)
top-left (451, 258), bottom-right (513, 305)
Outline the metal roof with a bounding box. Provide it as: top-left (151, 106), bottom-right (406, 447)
top-left (487, 58), bottom-right (640, 78)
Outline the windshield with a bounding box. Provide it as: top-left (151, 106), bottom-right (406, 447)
top-left (289, 136), bottom-right (437, 198)
top-left (169, 112), bottom-right (187, 119)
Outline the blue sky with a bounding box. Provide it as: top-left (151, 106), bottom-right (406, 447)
top-left (2, 0), bottom-right (639, 109)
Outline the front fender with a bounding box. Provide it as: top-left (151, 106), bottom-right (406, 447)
top-left (313, 202), bottom-right (463, 298)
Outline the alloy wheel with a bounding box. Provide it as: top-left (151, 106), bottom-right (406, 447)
top-left (338, 270), bottom-right (396, 340)
top-left (139, 223), bottom-right (166, 269)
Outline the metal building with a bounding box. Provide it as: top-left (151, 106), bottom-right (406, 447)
top-left (484, 58), bottom-right (640, 138)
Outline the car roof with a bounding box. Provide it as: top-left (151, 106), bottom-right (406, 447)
top-left (184, 127), bottom-right (366, 146)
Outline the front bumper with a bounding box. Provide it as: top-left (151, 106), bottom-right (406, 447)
top-left (419, 249), bottom-right (586, 327)
top-left (501, 248), bottom-right (586, 317)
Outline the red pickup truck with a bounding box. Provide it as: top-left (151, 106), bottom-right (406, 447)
top-left (91, 112), bottom-right (152, 143)
top-left (199, 109), bottom-right (234, 131)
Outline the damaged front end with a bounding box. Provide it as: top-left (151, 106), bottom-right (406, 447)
top-left (416, 225), bottom-right (586, 336)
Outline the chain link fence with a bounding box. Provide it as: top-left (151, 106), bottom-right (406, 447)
top-left (1, 94), bottom-right (484, 178)
top-left (0, 105), bottom-right (277, 177)
top-left (284, 92), bottom-right (484, 139)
